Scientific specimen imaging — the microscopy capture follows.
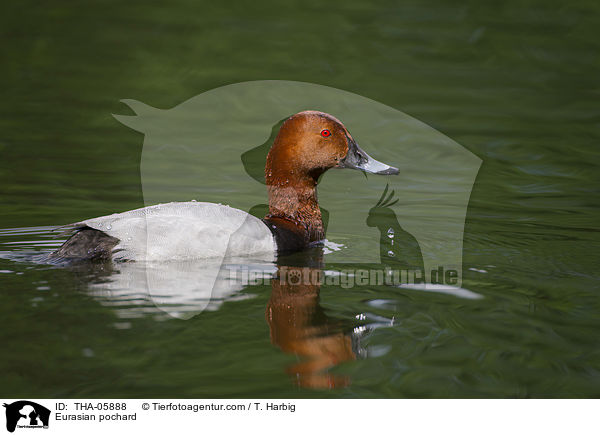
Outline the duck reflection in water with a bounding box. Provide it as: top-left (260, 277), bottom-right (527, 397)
top-left (265, 248), bottom-right (357, 389)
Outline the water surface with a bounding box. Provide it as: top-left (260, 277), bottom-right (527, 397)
top-left (1, 0), bottom-right (599, 398)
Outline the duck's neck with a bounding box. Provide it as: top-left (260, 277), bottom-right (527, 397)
top-left (266, 172), bottom-right (324, 243)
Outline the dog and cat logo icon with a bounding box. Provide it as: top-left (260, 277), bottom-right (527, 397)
top-left (3, 401), bottom-right (50, 432)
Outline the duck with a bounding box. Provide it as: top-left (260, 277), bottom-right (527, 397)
top-left (50, 110), bottom-right (398, 262)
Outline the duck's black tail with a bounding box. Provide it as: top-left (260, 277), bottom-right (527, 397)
top-left (49, 227), bottom-right (119, 262)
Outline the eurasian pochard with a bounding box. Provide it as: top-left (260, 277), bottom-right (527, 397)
top-left (51, 110), bottom-right (398, 262)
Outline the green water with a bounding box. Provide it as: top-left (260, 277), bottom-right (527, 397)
top-left (1, 0), bottom-right (599, 398)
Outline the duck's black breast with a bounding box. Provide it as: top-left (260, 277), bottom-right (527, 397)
top-left (262, 217), bottom-right (309, 253)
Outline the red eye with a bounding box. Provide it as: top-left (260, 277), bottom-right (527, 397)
top-left (321, 129), bottom-right (331, 137)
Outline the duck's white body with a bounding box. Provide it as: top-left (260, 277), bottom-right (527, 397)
top-left (74, 201), bottom-right (276, 262)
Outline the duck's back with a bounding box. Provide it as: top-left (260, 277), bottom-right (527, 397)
top-left (59, 202), bottom-right (276, 262)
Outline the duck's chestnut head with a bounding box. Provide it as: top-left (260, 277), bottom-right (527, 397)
top-left (266, 110), bottom-right (398, 185)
